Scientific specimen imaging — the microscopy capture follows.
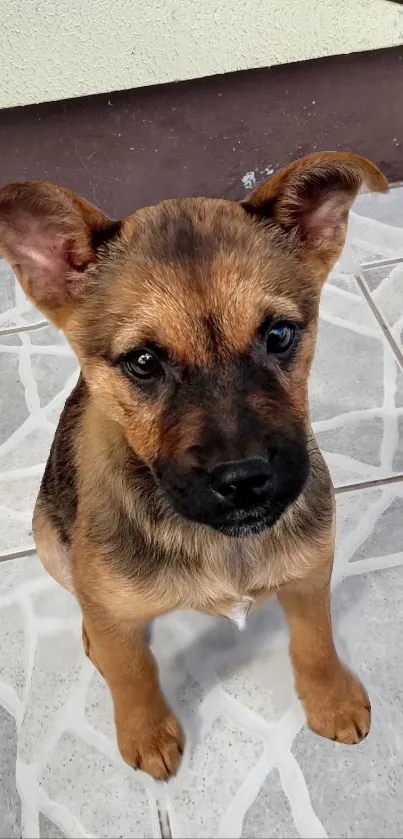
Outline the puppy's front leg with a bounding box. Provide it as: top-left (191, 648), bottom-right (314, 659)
top-left (80, 608), bottom-right (184, 779)
top-left (278, 562), bottom-right (370, 744)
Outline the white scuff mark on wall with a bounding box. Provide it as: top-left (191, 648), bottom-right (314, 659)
top-left (242, 171), bottom-right (257, 190)
top-left (241, 165), bottom-right (276, 192)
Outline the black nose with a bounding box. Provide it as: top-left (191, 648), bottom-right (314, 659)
top-left (210, 457), bottom-right (272, 507)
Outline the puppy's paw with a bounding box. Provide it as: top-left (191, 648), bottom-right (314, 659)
top-left (118, 712), bottom-right (185, 780)
top-left (302, 668), bottom-right (371, 745)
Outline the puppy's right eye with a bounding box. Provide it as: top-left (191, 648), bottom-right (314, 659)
top-left (122, 348), bottom-right (164, 381)
top-left (265, 322), bottom-right (297, 357)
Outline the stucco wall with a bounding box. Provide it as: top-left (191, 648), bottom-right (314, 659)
top-left (1, 0), bottom-right (402, 109)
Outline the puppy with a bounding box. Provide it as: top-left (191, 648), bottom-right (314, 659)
top-left (0, 153), bottom-right (387, 780)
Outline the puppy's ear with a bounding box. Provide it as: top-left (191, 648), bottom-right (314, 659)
top-left (242, 152), bottom-right (388, 278)
top-left (0, 181), bottom-right (121, 327)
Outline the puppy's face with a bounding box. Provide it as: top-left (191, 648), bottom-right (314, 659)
top-left (0, 153), bottom-right (388, 535)
top-left (74, 200), bottom-right (314, 535)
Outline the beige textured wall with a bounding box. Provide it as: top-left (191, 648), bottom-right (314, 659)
top-left (0, 0), bottom-right (402, 109)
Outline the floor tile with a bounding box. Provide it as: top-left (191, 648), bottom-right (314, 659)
top-left (336, 482), bottom-right (403, 570)
top-left (0, 259), bottom-right (45, 330)
top-left (0, 603), bottom-right (26, 701)
top-left (361, 259), bottom-right (403, 349)
top-left (168, 717), bottom-right (264, 838)
top-left (0, 475), bottom-right (38, 555)
top-left (311, 274), bottom-right (403, 487)
top-left (354, 185), bottom-right (403, 229)
top-left (292, 565), bottom-right (403, 839)
top-left (0, 707), bottom-right (21, 839)
top-left (338, 195), bottom-right (403, 270)
top-left (241, 770), bottom-right (297, 839)
top-left (0, 341), bottom-right (30, 445)
top-left (38, 814), bottom-right (65, 839)
top-left (0, 324), bottom-right (78, 555)
top-left (41, 734), bottom-right (157, 839)
top-left (341, 187), bottom-right (403, 271)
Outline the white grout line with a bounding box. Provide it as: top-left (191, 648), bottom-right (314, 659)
top-left (361, 256), bottom-right (403, 270)
top-left (336, 473), bottom-right (403, 494)
top-left (354, 270), bottom-right (403, 367)
top-left (0, 547), bottom-right (36, 563)
top-left (0, 321), bottom-right (48, 336)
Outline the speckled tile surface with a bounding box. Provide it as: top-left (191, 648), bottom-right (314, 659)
top-left (1, 190), bottom-right (403, 838)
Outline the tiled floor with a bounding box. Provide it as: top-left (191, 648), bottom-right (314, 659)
top-left (1, 188), bottom-right (403, 839)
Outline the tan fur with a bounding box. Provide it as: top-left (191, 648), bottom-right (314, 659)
top-left (33, 502), bottom-right (74, 592)
top-left (278, 562), bottom-right (370, 744)
top-left (0, 152), bottom-right (387, 779)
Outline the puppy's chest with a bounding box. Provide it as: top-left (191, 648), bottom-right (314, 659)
top-left (210, 581), bottom-right (272, 629)
top-left (221, 596), bottom-right (255, 629)
top-left (199, 543), bottom-right (285, 629)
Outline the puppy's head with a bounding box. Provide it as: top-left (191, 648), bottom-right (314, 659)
top-left (0, 153), bottom-right (387, 536)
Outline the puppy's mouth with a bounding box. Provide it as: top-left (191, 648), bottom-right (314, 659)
top-left (187, 502), bottom-right (285, 537)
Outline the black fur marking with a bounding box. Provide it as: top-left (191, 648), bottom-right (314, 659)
top-left (39, 377), bottom-right (85, 544)
top-left (91, 219), bottom-right (122, 252)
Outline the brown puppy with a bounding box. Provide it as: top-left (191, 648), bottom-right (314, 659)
top-left (0, 153), bottom-right (387, 780)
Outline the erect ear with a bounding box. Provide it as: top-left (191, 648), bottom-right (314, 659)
top-left (242, 152), bottom-right (388, 277)
top-left (0, 181), bottom-right (121, 327)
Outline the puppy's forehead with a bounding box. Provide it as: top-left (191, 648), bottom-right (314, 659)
top-left (105, 197), bottom-right (311, 362)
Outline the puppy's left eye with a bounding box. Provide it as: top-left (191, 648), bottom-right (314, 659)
top-left (122, 348), bottom-right (164, 381)
top-left (266, 322), bottom-right (296, 356)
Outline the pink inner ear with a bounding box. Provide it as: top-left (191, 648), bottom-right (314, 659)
top-left (12, 230), bottom-right (72, 307)
top-left (303, 192), bottom-right (350, 249)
